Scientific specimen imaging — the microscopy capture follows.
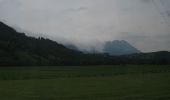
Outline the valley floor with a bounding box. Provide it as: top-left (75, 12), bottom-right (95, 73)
top-left (0, 65), bottom-right (170, 100)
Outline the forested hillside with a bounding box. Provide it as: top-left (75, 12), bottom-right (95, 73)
top-left (0, 21), bottom-right (169, 66)
top-left (0, 22), bottom-right (113, 66)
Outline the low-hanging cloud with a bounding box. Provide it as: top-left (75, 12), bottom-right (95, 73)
top-left (0, 0), bottom-right (170, 52)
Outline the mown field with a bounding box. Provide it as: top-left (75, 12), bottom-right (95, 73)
top-left (0, 65), bottom-right (170, 100)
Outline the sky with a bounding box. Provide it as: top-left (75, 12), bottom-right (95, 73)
top-left (0, 0), bottom-right (170, 52)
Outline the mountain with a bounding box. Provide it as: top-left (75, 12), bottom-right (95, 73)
top-left (0, 21), bottom-right (169, 66)
top-left (103, 40), bottom-right (141, 56)
top-left (0, 21), bottom-right (112, 66)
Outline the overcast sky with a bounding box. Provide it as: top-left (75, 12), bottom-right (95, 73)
top-left (0, 0), bottom-right (170, 52)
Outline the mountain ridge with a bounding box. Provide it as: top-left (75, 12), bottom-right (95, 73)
top-left (0, 21), bottom-right (115, 66)
top-left (0, 21), bottom-right (170, 65)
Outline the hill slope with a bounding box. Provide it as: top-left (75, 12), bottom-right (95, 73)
top-left (119, 51), bottom-right (170, 64)
top-left (0, 21), bottom-right (170, 65)
top-left (0, 22), bottom-right (112, 66)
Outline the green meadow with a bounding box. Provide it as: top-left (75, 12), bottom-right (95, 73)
top-left (0, 65), bottom-right (170, 100)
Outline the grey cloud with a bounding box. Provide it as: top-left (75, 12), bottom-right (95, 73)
top-left (64, 7), bottom-right (88, 12)
top-left (118, 32), bottom-right (170, 52)
top-left (140, 0), bottom-right (152, 3)
top-left (0, 0), bottom-right (170, 52)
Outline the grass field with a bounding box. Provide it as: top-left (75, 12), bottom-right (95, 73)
top-left (0, 65), bottom-right (170, 100)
